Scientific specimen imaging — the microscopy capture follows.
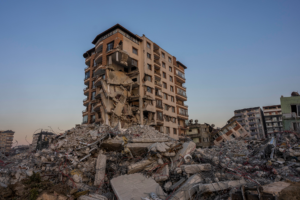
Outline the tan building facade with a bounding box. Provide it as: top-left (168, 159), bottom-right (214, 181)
top-left (0, 130), bottom-right (14, 154)
top-left (185, 119), bottom-right (214, 148)
top-left (212, 121), bottom-right (249, 145)
top-left (82, 24), bottom-right (188, 139)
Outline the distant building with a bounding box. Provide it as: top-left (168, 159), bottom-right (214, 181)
top-left (280, 92), bottom-right (300, 132)
top-left (32, 131), bottom-right (56, 151)
top-left (234, 107), bottom-right (267, 139)
top-left (212, 120), bottom-right (250, 146)
top-left (11, 145), bottom-right (30, 156)
top-left (185, 119), bottom-right (214, 148)
top-left (0, 130), bottom-right (14, 154)
top-left (263, 105), bottom-right (283, 137)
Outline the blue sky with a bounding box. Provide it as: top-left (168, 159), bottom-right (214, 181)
top-left (0, 0), bottom-right (299, 145)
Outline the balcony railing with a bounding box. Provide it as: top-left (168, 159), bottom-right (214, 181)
top-left (154, 70), bottom-right (161, 76)
top-left (175, 81), bottom-right (186, 89)
top-left (82, 110), bottom-right (87, 113)
top-left (154, 60), bottom-right (161, 66)
top-left (155, 80), bottom-right (162, 87)
top-left (179, 111), bottom-right (189, 117)
top-left (175, 70), bottom-right (185, 79)
top-left (156, 104), bottom-right (163, 109)
top-left (177, 90), bottom-right (187, 97)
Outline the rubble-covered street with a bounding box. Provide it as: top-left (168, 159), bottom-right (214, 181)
top-left (1, 124), bottom-right (300, 200)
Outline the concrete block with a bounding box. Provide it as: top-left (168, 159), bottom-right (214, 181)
top-left (94, 154), bottom-right (107, 187)
top-left (110, 173), bottom-right (165, 200)
top-left (172, 141), bottom-right (196, 170)
top-left (128, 159), bottom-right (154, 174)
top-left (181, 164), bottom-right (211, 174)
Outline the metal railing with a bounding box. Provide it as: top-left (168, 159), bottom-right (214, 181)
top-left (175, 70), bottom-right (185, 79)
top-left (177, 90), bottom-right (187, 97)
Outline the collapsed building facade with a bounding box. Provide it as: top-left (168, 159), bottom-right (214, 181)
top-left (0, 130), bottom-right (14, 155)
top-left (82, 24), bottom-right (188, 139)
top-left (211, 118), bottom-right (250, 145)
top-left (185, 119), bottom-right (215, 148)
top-left (281, 92), bottom-right (300, 132)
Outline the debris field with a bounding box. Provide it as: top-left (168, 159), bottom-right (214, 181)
top-left (1, 124), bottom-right (300, 200)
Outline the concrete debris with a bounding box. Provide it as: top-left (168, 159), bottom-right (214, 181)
top-left (1, 125), bottom-right (300, 199)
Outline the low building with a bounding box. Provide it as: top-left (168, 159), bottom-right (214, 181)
top-left (185, 119), bottom-right (214, 148)
top-left (263, 105), bottom-right (283, 137)
top-left (280, 92), bottom-right (300, 132)
top-left (234, 107), bottom-right (267, 139)
top-left (212, 120), bottom-right (250, 146)
top-left (0, 130), bottom-right (14, 154)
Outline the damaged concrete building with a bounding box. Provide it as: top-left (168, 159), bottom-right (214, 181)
top-left (211, 119), bottom-right (250, 145)
top-left (234, 107), bottom-right (267, 139)
top-left (280, 92), bottom-right (300, 132)
top-left (82, 24), bottom-right (188, 139)
top-left (0, 130), bottom-right (14, 155)
top-left (185, 119), bottom-right (214, 148)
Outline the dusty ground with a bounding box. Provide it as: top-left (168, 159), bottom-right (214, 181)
top-left (278, 182), bottom-right (300, 200)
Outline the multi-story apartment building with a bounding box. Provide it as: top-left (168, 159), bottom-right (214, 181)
top-left (82, 24), bottom-right (188, 139)
top-left (0, 130), bottom-right (14, 154)
top-left (280, 92), bottom-right (300, 132)
top-left (263, 105), bottom-right (283, 137)
top-left (234, 107), bottom-right (267, 139)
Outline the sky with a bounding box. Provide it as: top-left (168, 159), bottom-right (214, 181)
top-left (0, 0), bottom-right (299, 145)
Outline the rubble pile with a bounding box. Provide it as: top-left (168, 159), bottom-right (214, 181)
top-left (0, 125), bottom-right (300, 200)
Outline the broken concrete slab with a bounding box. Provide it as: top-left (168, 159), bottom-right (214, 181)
top-left (127, 159), bottom-right (154, 174)
top-left (126, 143), bottom-right (152, 156)
top-left (171, 141), bottom-right (196, 170)
top-left (262, 181), bottom-right (291, 196)
top-left (181, 164), bottom-right (212, 174)
top-left (78, 193), bottom-right (108, 200)
top-left (110, 173), bottom-right (165, 200)
top-left (94, 153), bottom-right (107, 187)
top-left (198, 179), bottom-right (247, 192)
top-left (167, 174), bottom-right (202, 200)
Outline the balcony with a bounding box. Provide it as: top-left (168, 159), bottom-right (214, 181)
top-left (176, 90), bottom-right (187, 98)
top-left (175, 69), bottom-right (185, 80)
top-left (94, 102), bottom-right (101, 111)
top-left (95, 90), bottom-right (101, 99)
top-left (176, 101), bottom-right (188, 108)
top-left (248, 116), bottom-right (255, 120)
top-left (155, 80), bottom-right (162, 87)
top-left (235, 113), bottom-right (243, 117)
top-left (94, 64), bottom-right (106, 77)
top-left (153, 43), bottom-right (160, 56)
top-left (83, 98), bottom-right (89, 106)
top-left (154, 70), bottom-right (161, 76)
top-left (83, 87), bottom-right (89, 96)
top-left (84, 66), bottom-right (90, 72)
top-left (247, 112), bottom-right (255, 115)
top-left (84, 77), bottom-right (90, 85)
top-left (249, 122), bottom-right (256, 125)
top-left (156, 103), bottom-right (163, 109)
top-left (236, 118), bottom-right (243, 122)
top-left (154, 59), bottom-right (161, 66)
top-left (85, 57), bottom-right (91, 66)
top-left (250, 127), bottom-right (257, 130)
top-left (175, 81), bottom-right (186, 89)
top-left (82, 110), bottom-right (88, 114)
top-left (94, 75), bottom-right (102, 87)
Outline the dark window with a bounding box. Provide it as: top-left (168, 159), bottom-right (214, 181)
top-left (169, 76), bottom-right (173, 82)
top-left (147, 87), bottom-right (152, 93)
top-left (172, 107), bottom-right (175, 112)
top-left (92, 92), bottom-right (96, 100)
top-left (107, 41), bottom-right (114, 52)
top-left (156, 99), bottom-right (162, 108)
top-left (171, 96), bottom-right (174, 102)
top-left (170, 86), bottom-right (173, 92)
top-left (83, 115), bottom-right (88, 123)
top-left (163, 93), bottom-right (168, 100)
top-left (147, 53), bottom-right (151, 59)
top-left (147, 64), bottom-right (152, 70)
top-left (163, 82), bottom-right (167, 89)
top-left (169, 66), bottom-right (172, 72)
top-left (145, 75), bottom-right (152, 82)
top-left (132, 59), bottom-right (138, 67)
top-left (163, 72), bottom-right (166, 78)
top-left (162, 62), bottom-right (166, 68)
top-left (132, 47), bottom-right (138, 55)
top-left (168, 57), bottom-right (172, 62)
top-left (173, 128), bottom-right (177, 135)
top-left (161, 52), bottom-right (165, 58)
top-left (147, 42), bottom-right (151, 49)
